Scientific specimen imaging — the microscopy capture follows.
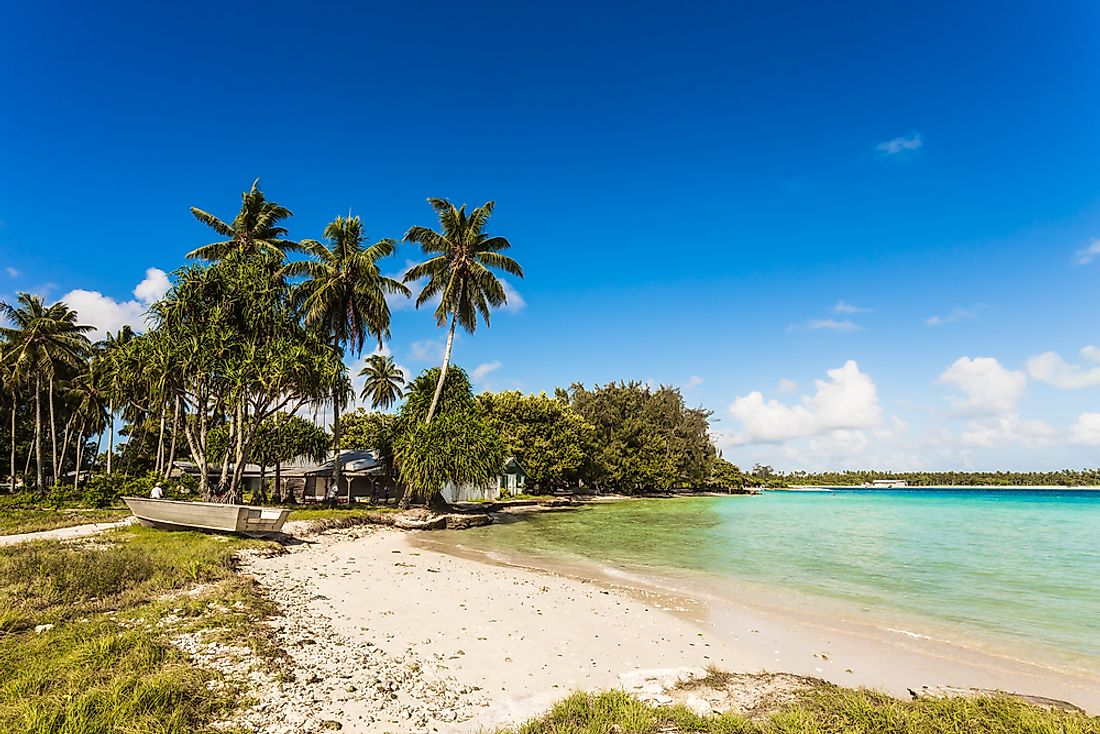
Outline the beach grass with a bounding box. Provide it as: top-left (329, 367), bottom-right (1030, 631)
top-left (0, 526), bottom-right (279, 732)
top-left (501, 688), bottom-right (1100, 734)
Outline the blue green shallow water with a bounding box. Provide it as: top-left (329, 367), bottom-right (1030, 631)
top-left (445, 490), bottom-right (1100, 672)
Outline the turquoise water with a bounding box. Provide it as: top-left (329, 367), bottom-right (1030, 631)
top-left (444, 490), bottom-right (1100, 672)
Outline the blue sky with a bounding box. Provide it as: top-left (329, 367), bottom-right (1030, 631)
top-left (2, 1), bottom-right (1099, 471)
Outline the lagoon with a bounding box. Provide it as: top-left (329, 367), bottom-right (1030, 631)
top-left (442, 489), bottom-right (1100, 678)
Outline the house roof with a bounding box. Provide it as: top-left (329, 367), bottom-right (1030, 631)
top-left (302, 449), bottom-right (386, 476)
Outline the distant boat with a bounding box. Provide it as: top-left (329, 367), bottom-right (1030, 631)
top-left (122, 497), bottom-right (289, 537)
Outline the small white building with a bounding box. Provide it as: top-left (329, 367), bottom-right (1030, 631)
top-left (440, 457), bottom-right (528, 503)
top-left (868, 479), bottom-right (908, 488)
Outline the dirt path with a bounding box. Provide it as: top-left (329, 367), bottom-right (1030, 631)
top-left (0, 518), bottom-right (134, 546)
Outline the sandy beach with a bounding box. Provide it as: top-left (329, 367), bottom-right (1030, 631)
top-left (226, 522), bottom-right (1100, 733)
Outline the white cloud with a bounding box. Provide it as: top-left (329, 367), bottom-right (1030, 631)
top-left (875, 131), bottom-right (923, 156)
top-left (776, 378), bottom-right (797, 394)
top-left (500, 279), bottom-right (526, 313)
top-left (133, 268), bottom-right (171, 304)
top-left (926, 307), bottom-right (978, 326)
top-left (938, 356), bottom-right (1026, 416)
top-left (1026, 346), bottom-right (1100, 389)
top-left (4, 267), bottom-right (18, 278)
top-left (61, 290), bottom-right (147, 340)
top-left (1070, 413), bottom-right (1100, 446)
top-left (725, 360), bottom-right (882, 445)
top-left (409, 339), bottom-right (444, 362)
top-left (806, 318), bottom-right (861, 333)
top-left (1074, 239), bottom-right (1100, 266)
top-left (834, 301), bottom-right (871, 314)
top-left (471, 361), bottom-right (503, 383)
top-left (684, 375), bottom-right (704, 389)
top-left (960, 414), bottom-right (1057, 448)
top-left (60, 267), bottom-right (171, 340)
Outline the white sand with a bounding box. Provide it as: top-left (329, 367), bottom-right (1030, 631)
top-left (244, 526), bottom-right (1099, 733)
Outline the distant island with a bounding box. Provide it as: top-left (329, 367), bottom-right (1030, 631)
top-left (747, 465), bottom-right (1100, 488)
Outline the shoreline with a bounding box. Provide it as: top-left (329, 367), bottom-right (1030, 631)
top-left (414, 529), bottom-right (1100, 712)
top-left (235, 524), bottom-right (1098, 733)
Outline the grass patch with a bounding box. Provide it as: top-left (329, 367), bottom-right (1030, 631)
top-left (0, 507), bottom-right (129, 536)
top-left (500, 688), bottom-right (1100, 734)
top-left (0, 526), bottom-right (281, 732)
top-left (287, 505), bottom-right (402, 522)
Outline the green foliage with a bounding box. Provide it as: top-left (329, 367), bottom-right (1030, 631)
top-left (565, 382), bottom-right (716, 493)
top-left (477, 391), bottom-right (596, 491)
top-left (403, 199), bottom-right (523, 332)
top-left (358, 354), bottom-right (406, 410)
top-left (391, 366), bottom-right (504, 503)
top-left (207, 412), bottom-right (329, 467)
top-left (401, 367), bottom-right (476, 422)
top-left (707, 457), bottom-right (745, 490)
top-left (75, 472), bottom-right (160, 508)
top-left (499, 689), bottom-right (1100, 734)
top-left (392, 412), bottom-right (506, 502)
top-left (340, 409), bottom-right (396, 452)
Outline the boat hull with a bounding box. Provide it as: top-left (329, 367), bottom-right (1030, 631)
top-left (122, 497), bottom-right (289, 537)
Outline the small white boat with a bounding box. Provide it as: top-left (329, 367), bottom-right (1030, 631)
top-left (122, 497), bottom-right (290, 537)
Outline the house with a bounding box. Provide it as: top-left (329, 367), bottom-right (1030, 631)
top-left (289, 449), bottom-right (394, 502)
top-left (173, 452), bottom-right (527, 505)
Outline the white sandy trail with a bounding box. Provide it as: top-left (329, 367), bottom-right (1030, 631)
top-left (0, 518), bottom-right (133, 546)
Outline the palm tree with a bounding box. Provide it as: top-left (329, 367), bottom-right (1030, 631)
top-left (65, 366), bottom-right (108, 490)
top-left (359, 354), bottom-right (406, 410)
top-left (187, 179), bottom-right (298, 261)
top-left (96, 326), bottom-right (134, 476)
top-left (282, 215), bottom-right (409, 501)
top-left (0, 345), bottom-right (20, 493)
top-left (0, 294), bottom-right (92, 490)
top-left (403, 199), bottom-right (523, 424)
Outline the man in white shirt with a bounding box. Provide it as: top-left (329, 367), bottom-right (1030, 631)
top-left (150, 484), bottom-right (164, 499)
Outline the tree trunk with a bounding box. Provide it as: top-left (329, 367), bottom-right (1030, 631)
top-left (73, 420), bottom-right (86, 491)
top-left (58, 414), bottom-right (76, 485)
top-left (427, 489), bottom-right (450, 513)
top-left (34, 377), bottom-right (44, 492)
top-left (106, 399), bottom-right (114, 475)
top-left (332, 387), bottom-right (342, 505)
top-left (9, 391), bottom-right (16, 494)
top-left (49, 378), bottom-right (58, 487)
top-left (425, 314), bottom-right (458, 425)
top-left (275, 460), bottom-right (283, 503)
top-left (93, 429), bottom-right (103, 473)
top-left (164, 397), bottom-right (180, 480)
top-left (256, 464), bottom-right (267, 504)
top-left (155, 403), bottom-right (167, 477)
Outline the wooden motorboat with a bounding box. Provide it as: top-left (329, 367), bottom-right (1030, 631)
top-left (122, 497), bottom-right (289, 537)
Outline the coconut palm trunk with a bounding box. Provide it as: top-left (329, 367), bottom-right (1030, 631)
top-left (48, 378), bottom-right (58, 486)
top-left (331, 385), bottom-right (342, 506)
top-left (34, 377), bottom-right (44, 492)
top-left (425, 314), bottom-right (457, 425)
top-left (8, 390), bottom-right (16, 494)
top-left (73, 420), bottom-right (86, 491)
top-left (106, 399), bottom-right (114, 475)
